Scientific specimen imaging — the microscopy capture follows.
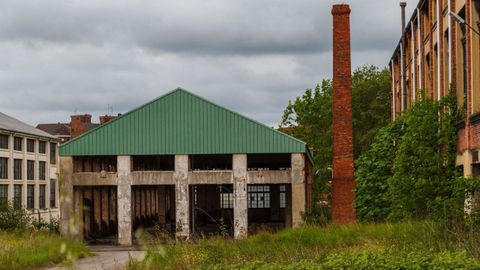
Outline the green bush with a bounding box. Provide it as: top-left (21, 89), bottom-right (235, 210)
top-left (0, 204), bottom-right (31, 233)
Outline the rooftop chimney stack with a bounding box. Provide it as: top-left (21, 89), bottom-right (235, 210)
top-left (331, 4), bottom-right (356, 224)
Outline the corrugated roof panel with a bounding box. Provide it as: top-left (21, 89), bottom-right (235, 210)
top-left (59, 88), bottom-right (307, 156)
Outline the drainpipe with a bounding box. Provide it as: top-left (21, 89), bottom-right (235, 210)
top-left (401, 2), bottom-right (407, 111)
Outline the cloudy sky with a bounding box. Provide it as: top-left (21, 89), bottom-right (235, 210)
top-left (0, 0), bottom-right (417, 127)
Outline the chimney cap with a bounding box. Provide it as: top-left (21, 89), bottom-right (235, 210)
top-left (400, 2), bottom-right (407, 7)
top-left (332, 4), bottom-right (351, 15)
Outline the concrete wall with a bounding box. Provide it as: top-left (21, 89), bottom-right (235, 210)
top-left (233, 154), bottom-right (248, 238)
top-left (174, 155), bottom-right (189, 239)
top-left (117, 156), bottom-right (132, 245)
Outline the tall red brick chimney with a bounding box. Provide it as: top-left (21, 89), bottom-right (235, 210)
top-left (331, 4), bottom-right (356, 224)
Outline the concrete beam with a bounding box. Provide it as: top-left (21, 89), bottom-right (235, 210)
top-left (174, 155), bottom-right (190, 240)
top-left (233, 154), bottom-right (248, 239)
top-left (117, 156), bottom-right (133, 246)
top-left (291, 153), bottom-right (305, 227)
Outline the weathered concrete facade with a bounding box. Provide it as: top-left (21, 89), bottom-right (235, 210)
top-left (233, 154), bottom-right (248, 238)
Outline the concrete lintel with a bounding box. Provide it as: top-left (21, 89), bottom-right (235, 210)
top-left (174, 155), bottom-right (190, 240)
top-left (291, 153), bottom-right (305, 227)
top-left (233, 154), bottom-right (248, 239)
top-left (247, 170), bottom-right (291, 184)
top-left (72, 172), bottom-right (117, 186)
top-left (131, 171), bottom-right (175, 185)
top-left (117, 155), bottom-right (133, 246)
top-left (189, 171), bottom-right (233, 185)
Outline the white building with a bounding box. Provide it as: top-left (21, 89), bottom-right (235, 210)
top-left (0, 112), bottom-right (60, 222)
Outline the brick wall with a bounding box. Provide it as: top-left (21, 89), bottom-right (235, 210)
top-left (331, 4), bottom-right (356, 224)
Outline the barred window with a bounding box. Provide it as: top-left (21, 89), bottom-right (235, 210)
top-left (39, 141), bottom-right (46, 154)
top-left (50, 179), bottom-right (56, 208)
top-left (39, 161), bottom-right (46, 180)
top-left (27, 185), bottom-right (34, 209)
top-left (14, 159), bottom-right (22, 180)
top-left (280, 185), bottom-right (286, 209)
top-left (50, 143), bottom-right (57, 164)
top-left (0, 185), bottom-right (8, 208)
top-left (27, 160), bottom-right (35, 180)
top-left (13, 184), bottom-right (22, 209)
top-left (0, 158), bottom-right (7, 179)
top-left (219, 187), bottom-right (233, 209)
top-left (248, 185), bottom-right (270, 209)
top-left (27, 139), bottom-right (35, 153)
top-left (0, 134), bottom-right (8, 149)
top-left (14, 137), bottom-right (22, 151)
top-left (39, 184), bottom-right (46, 209)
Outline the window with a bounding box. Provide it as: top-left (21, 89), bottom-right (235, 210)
top-left (14, 159), bottom-right (22, 180)
top-left (13, 184), bottom-right (22, 209)
top-left (280, 185), bottom-right (286, 209)
top-left (27, 185), bottom-right (34, 209)
top-left (219, 186), bottom-right (233, 209)
top-left (27, 160), bottom-right (35, 180)
top-left (0, 158), bottom-right (7, 179)
top-left (0, 134), bottom-right (8, 149)
top-left (50, 179), bottom-right (56, 208)
top-left (248, 185), bottom-right (270, 208)
top-left (27, 139), bottom-right (35, 153)
top-left (39, 141), bottom-right (46, 154)
top-left (39, 161), bottom-right (46, 180)
top-left (50, 143), bottom-right (56, 164)
top-left (0, 185), bottom-right (7, 208)
top-left (14, 137), bottom-right (22, 151)
top-left (39, 185), bottom-right (46, 209)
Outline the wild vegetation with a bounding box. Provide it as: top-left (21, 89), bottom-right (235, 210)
top-left (129, 222), bottom-right (480, 269)
top-left (0, 204), bottom-right (90, 270)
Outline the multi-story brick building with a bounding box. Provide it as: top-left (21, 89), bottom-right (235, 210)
top-left (390, 0), bottom-right (480, 177)
top-left (0, 112), bottom-right (60, 221)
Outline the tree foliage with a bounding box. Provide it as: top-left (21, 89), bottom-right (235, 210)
top-left (280, 65), bottom-right (391, 202)
top-left (355, 91), bottom-right (470, 222)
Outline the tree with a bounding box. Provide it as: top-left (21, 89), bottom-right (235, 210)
top-left (280, 65), bottom-right (391, 203)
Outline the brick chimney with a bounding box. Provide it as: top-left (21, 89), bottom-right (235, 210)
top-left (331, 4), bottom-right (355, 224)
top-left (70, 114), bottom-right (92, 138)
top-left (99, 115), bottom-right (115, 125)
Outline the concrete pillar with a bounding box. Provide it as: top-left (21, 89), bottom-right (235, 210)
top-left (117, 156), bottom-right (132, 246)
top-left (174, 155), bottom-right (189, 239)
top-left (59, 156), bottom-right (79, 237)
top-left (291, 153), bottom-right (305, 227)
top-left (233, 154), bottom-right (248, 239)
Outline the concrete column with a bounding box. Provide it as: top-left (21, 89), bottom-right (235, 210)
top-left (291, 153), bottom-right (305, 227)
top-left (117, 156), bottom-right (132, 246)
top-left (59, 156), bottom-right (79, 237)
top-left (174, 155), bottom-right (189, 239)
top-left (233, 154), bottom-right (248, 239)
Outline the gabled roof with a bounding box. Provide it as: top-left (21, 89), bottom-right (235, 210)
top-left (59, 88), bottom-right (308, 156)
top-left (0, 112), bottom-right (58, 139)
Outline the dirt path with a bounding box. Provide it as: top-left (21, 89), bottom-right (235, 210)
top-left (48, 246), bottom-right (145, 270)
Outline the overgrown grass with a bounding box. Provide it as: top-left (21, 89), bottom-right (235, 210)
top-left (130, 222), bottom-right (480, 269)
top-left (0, 231), bottom-right (90, 270)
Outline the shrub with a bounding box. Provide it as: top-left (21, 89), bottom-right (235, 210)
top-left (0, 204), bottom-right (31, 233)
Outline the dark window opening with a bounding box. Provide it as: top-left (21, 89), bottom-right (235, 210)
top-left (0, 185), bottom-right (7, 208)
top-left (0, 134), bottom-right (8, 149)
top-left (190, 154), bottom-right (232, 170)
top-left (27, 185), bottom-right (34, 209)
top-left (13, 184), bottom-right (22, 209)
top-left (39, 161), bottom-right (46, 180)
top-left (14, 137), bottom-right (22, 151)
top-left (50, 143), bottom-right (57, 164)
top-left (219, 185), bottom-right (234, 209)
top-left (50, 179), bottom-right (56, 208)
top-left (27, 160), bottom-right (35, 180)
top-left (39, 184), bottom-right (46, 209)
top-left (74, 156), bottom-right (117, 173)
top-left (132, 155), bottom-right (174, 171)
top-left (14, 159), bottom-right (22, 180)
top-left (39, 141), bottom-right (46, 154)
top-left (247, 154), bottom-right (291, 171)
top-left (0, 158), bottom-right (7, 179)
top-left (27, 139), bottom-right (35, 153)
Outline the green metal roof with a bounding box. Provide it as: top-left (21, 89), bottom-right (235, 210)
top-left (59, 88), bottom-right (308, 156)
